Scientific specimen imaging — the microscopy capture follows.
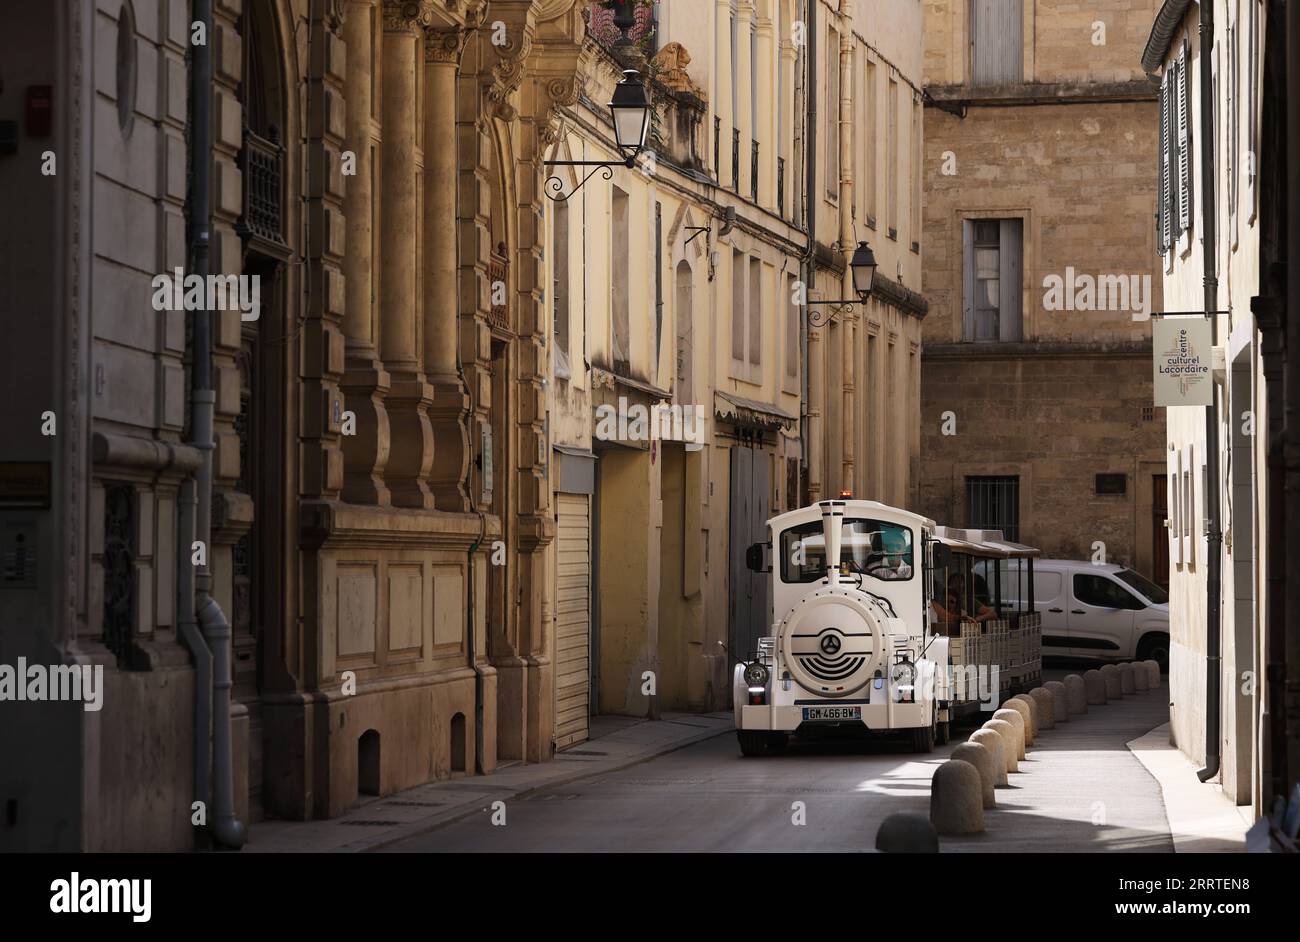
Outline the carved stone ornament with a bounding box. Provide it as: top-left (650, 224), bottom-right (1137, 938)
top-left (425, 28), bottom-right (466, 63)
top-left (382, 0), bottom-right (436, 34)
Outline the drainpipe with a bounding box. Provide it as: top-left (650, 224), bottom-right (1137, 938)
top-left (1196, 0), bottom-right (1222, 784)
top-left (800, 0), bottom-right (816, 502)
top-left (187, 0), bottom-right (246, 847)
top-left (176, 477), bottom-right (211, 827)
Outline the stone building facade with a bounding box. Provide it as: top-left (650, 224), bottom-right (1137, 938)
top-left (1, 0), bottom-right (596, 851)
top-left (918, 0), bottom-right (1167, 576)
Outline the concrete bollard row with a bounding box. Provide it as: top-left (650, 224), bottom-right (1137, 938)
top-left (990, 709), bottom-right (1025, 762)
top-left (985, 718), bottom-right (1021, 771)
top-left (1134, 662), bottom-right (1150, 691)
top-left (1064, 674), bottom-right (1088, 714)
top-left (1001, 698), bottom-right (1034, 746)
top-left (930, 759), bottom-right (985, 835)
top-left (1029, 687), bottom-right (1056, 729)
top-left (969, 728), bottom-right (1009, 786)
top-left (1143, 659), bottom-right (1162, 687)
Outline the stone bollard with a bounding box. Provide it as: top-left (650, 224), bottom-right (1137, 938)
top-left (1064, 674), bottom-right (1088, 714)
top-left (1119, 662), bottom-right (1137, 695)
top-left (1044, 681), bottom-right (1070, 723)
top-left (1100, 663), bottom-right (1122, 699)
top-left (930, 759), bottom-right (985, 835)
top-left (1084, 669), bottom-right (1107, 705)
top-left (969, 728), bottom-right (1009, 785)
top-left (1144, 660), bottom-right (1162, 688)
top-left (984, 719), bottom-right (1020, 773)
top-left (1029, 687), bottom-right (1056, 730)
top-left (876, 811), bottom-right (939, 853)
top-left (1003, 698), bottom-right (1035, 746)
top-left (991, 709), bottom-right (1026, 762)
top-left (951, 742), bottom-right (998, 809)
top-left (1134, 662), bottom-right (1150, 692)
top-left (1012, 694), bottom-right (1039, 741)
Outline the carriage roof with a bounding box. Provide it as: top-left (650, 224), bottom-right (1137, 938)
top-left (933, 526), bottom-right (1040, 559)
top-left (767, 499), bottom-right (935, 535)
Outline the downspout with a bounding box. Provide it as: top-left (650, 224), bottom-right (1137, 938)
top-left (1196, 0), bottom-right (1223, 783)
top-left (176, 477), bottom-right (211, 832)
top-left (801, 0), bottom-right (817, 503)
top-left (187, 0), bottom-right (246, 846)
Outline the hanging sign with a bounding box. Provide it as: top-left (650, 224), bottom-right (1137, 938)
top-left (1153, 318), bottom-right (1213, 407)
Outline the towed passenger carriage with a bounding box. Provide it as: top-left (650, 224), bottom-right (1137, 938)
top-left (734, 500), bottom-right (1042, 756)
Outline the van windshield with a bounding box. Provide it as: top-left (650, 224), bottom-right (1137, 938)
top-left (779, 518), bottom-right (914, 583)
top-left (1114, 568), bottom-right (1168, 604)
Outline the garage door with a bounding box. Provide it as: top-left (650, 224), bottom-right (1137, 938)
top-left (555, 493), bottom-right (592, 750)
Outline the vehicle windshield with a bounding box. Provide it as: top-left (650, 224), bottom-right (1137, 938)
top-left (1114, 567), bottom-right (1168, 604)
top-left (779, 518), bottom-right (914, 583)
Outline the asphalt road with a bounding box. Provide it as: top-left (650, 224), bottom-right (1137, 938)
top-left (382, 672), bottom-right (1174, 853)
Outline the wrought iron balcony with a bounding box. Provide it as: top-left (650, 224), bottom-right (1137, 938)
top-left (751, 139), bottom-right (759, 202)
top-left (732, 128), bottom-right (740, 193)
top-left (777, 156), bottom-right (785, 217)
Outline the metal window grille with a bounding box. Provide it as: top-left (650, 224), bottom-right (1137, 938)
top-left (239, 131), bottom-right (284, 244)
top-left (102, 483), bottom-right (137, 668)
top-left (966, 475), bottom-right (1020, 541)
top-left (751, 139), bottom-right (759, 202)
top-left (777, 156), bottom-right (785, 217)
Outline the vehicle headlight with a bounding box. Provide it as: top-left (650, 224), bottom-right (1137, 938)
top-left (891, 660), bottom-right (916, 684)
top-left (744, 662), bottom-right (770, 688)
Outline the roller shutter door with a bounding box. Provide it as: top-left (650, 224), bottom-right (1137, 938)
top-left (555, 493), bottom-right (592, 749)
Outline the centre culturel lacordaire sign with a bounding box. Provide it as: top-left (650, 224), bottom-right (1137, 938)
top-left (1153, 317), bottom-right (1213, 407)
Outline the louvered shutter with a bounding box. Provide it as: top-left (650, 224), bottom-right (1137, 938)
top-left (1176, 45), bottom-right (1192, 234)
top-left (1158, 71), bottom-right (1171, 252)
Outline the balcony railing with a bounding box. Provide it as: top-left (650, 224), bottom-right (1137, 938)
top-left (714, 116), bottom-right (721, 182)
top-left (751, 140), bottom-right (759, 202)
top-left (239, 131), bottom-right (285, 245)
top-left (488, 254), bottom-right (510, 334)
top-left (732, 128), bottom-right (740, 193)
top-left (777, 156), bottom-right (785, 217)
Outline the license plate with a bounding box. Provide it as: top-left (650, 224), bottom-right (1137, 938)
top-left (801, 706), bottom-right (862, 722)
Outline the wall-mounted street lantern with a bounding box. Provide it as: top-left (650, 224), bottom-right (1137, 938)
top-left (806, 241), bottom-right (877, 327)
top-left (544, 69), bottom-right (652, 202)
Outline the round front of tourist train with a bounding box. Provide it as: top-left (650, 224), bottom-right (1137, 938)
top-left (780, 590), bottom-right (887, 697)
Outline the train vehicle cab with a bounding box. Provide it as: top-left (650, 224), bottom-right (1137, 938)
top-left (735, 499), bottom-right (943, 757)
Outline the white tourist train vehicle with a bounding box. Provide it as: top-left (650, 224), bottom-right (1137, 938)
top-left (734, 498), bottom-right (1041, 757)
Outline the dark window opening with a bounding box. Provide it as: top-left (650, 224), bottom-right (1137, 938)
top-left (966, 475), bottom-right (1019, 541)
top-left (1095, 473), bottom-right (1127, 496)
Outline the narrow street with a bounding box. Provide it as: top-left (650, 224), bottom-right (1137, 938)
top-left (384, 672), bottom-right (1174, 853)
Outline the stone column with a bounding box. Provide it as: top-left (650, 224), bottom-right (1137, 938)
top-left (379, 1), bottom-right (434, 508)
top-left (754, 7), bottom-right (775, 208)
top-left (341, 0), bottom-right (391, 505)
top-left (423, 27), bottom-right (470, 511)
top-left (735, 0), bottom-right (754, 197)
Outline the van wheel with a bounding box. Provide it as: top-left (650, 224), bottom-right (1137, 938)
top-left (1137, 633), bottom-right (1170, 674)
top-left (911, 722), bottom-right (935, 754)
top-left (737, 730), bottom-right (769, 757)
top-left (935, 720), bottom-right (950, 746)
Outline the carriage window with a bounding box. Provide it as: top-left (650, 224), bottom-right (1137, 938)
top-left (779, 518), bottom-right (913, 583)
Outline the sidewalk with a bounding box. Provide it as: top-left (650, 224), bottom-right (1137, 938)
top-left (244, 711), bottom-right (732, 853)
top-left (1127, 723), bottom-right (1251, 852)
top-left (941, 675), bottom-right (1232, 853)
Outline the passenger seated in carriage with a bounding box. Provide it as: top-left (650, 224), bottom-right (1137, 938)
top-left (930, 573), bottom-right (995, 631)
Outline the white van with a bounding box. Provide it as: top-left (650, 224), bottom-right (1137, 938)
top-left (986, 559), bottom-right (1169, 669)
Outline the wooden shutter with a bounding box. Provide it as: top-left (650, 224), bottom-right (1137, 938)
top-left (554, 494), bottom-right (592, 750)
top-left (962, 220), bottom-right (975, 341)
top-left (1246, 0), bottom-right (1259, 222)
top-left (1158, 71), bottom-right (1171, 252)
top-left (971, 0), bottom-right (1024, 86)
top-left (1176, 44), bottom-right (1192, 234)
top-left (999, 219), bottom-right (1023, 342)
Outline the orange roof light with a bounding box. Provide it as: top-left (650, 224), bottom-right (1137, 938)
top-left (838, 489), bottom-right (853, 499)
